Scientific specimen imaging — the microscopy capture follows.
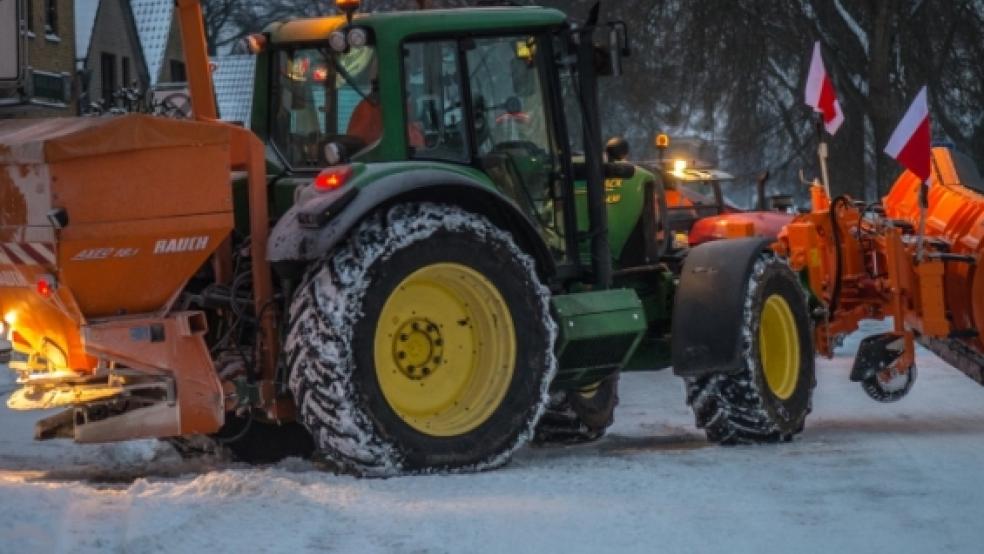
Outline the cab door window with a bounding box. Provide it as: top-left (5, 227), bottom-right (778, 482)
top-left (465, 36), bottom-right (566, 256)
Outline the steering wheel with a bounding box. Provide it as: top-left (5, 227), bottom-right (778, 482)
top-left (492, 140), bottom-right (547, 160)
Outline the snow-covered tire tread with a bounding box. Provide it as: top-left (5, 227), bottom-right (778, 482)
top-left (685, 255), bottom-right (816, 445)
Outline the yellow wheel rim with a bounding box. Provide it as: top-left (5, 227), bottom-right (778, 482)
top-left (758, 294), bottom-right (800, 400)
top-left (576, 382), bottom-right (603, 400)
top-left (374, 262), bottom-right (516, 437)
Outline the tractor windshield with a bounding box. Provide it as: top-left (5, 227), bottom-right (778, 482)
top-left (271, 45), bottom-right (378, 169)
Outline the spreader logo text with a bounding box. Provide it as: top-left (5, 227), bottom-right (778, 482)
top-left (154, 236), bottom-right (210, 255)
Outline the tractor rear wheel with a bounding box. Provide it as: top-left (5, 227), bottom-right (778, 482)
top-left (685, 255), bottom-right (815, 444)
top-left (287, 203), bottom-right (556, 476)
top-left (534, 375), bottom-right (619, 444)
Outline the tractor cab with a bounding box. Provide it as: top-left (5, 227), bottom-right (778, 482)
top-left (641, 137), bottom-right (795, 250)
top-left (257, 5), bottom-right (637, 288)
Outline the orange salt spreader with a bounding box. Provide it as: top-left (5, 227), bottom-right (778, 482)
top-left (0, 0), bottom-right (276, 442)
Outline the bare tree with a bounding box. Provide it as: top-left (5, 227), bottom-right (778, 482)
top-left (207, 0), bottom-right (984, 200)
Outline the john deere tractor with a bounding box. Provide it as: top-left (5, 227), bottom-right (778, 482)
top-left (0, 1), bottom-right (814, 476)
top-left (252, 3), bottom-right (814, 458)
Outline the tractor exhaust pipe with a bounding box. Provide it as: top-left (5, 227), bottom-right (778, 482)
top-left (575, 24), bottom-right (612, 289)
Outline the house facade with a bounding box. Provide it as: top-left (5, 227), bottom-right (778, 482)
top-left (76, 0), bottom-right (149, 110)
top-left (0, 0), bottom-right (78, 118)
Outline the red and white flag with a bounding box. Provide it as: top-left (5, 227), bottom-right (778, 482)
top-left (805, 41), bottom-right (845, 135)
top-left (884, 86), bottom-right (931, 183)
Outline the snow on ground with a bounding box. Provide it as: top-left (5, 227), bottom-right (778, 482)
top-left (1, 324), bottom-right (983, 553)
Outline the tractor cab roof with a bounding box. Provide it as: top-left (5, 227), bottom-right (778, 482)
top-left (266, 7), bottom-right (567, 45)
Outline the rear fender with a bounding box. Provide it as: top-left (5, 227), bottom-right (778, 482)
top-left (671, 237), bottom-right (772, 378)
top-left (267, 165), bottom-right (555, 279)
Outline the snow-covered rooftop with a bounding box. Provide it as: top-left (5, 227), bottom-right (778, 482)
top-left (130, 0), bottom-right (173, 85)
top-left (212, 55), bottom-right (256, 126)
top-left (74, 0), bottom-right (101, 62)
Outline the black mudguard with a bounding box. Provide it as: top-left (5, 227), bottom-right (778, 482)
top-left (671, 237), bottom-right (772, 378)
top-left (267, 164), bottom-right (554, 279)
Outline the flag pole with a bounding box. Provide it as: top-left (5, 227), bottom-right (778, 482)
top-left (916, 152), bottom-right (943, 263)
top-left (883, 86), bottom-right (932, 263)
top-left (917, 178), bottom-right (928, 263)
top-left (816, 115), bottom-right (832, 198)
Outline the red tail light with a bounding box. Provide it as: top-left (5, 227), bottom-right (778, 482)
top-left (36, 275), bottom-right (56, 298)
top-left (314, 166), bottom-right (353, 191)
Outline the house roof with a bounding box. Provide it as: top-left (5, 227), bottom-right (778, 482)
top-left (75, 0), bottom-right (101, 62)
top-left (212, 55), bottom-right (256, 127)
top-left (130, 0), bottom-right (173, 85)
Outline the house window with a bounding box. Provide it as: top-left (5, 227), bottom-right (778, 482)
top-left (101, 53), bottom-right (116, 101)
top-left (32, 72), bottom-right (66, 103)
top-left (122, 57), bottom-right (131, 88)
top-left (170, 60), bottom-right (186, 82)
top-left (26, 0), bottom-right (35, 34)
top-left (44, 0), bottom-right (57, 36)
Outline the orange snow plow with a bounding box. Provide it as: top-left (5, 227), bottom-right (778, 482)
top-left (777, 146), bottom-right (984, 398)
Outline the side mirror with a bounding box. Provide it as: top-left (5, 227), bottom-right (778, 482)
top-left (324, 142), bottom-right (349, 166)
top-left (607, 22), bottom-right (630, 77)
top-left (608, 26), bottom-right (622, 77)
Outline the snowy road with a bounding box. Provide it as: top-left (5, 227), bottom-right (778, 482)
top-left (2, 331), bottom-right (983, 553)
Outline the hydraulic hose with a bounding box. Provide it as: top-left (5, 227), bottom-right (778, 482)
top-left (828, 196), bottom-right (850, 315)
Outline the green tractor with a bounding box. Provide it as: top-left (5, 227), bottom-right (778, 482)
top-left (218, 2), bottom-right (814, 473)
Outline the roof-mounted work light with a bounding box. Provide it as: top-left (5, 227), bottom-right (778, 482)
top-left (337, 0), bottom-right (361, 23)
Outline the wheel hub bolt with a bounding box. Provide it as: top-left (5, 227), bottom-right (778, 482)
top-left (393, 317), bottom-right (444, 381)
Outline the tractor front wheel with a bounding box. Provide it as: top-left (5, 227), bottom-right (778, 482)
top-left (686, 255), bottom-right (815, 444)
top-left (286, 203), bottom-right (556, 476)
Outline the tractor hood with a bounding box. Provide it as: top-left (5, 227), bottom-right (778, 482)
top-left (688, 211), bottom-right (794, 247)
